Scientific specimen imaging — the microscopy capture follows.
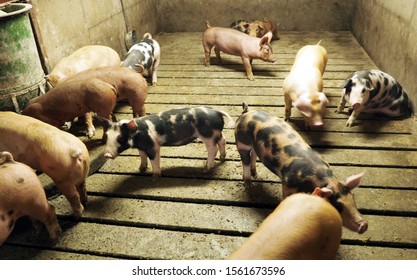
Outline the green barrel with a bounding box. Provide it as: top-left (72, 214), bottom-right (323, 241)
top-left (0, 3), bottom-right (45, 112)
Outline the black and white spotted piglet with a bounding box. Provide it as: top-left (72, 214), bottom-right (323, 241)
top-left (101, 107), bottom-right (235, 177)
top-left (121, 33), bottom-right (161, 85)
top-left (336, 69), bottom-right (414, 126)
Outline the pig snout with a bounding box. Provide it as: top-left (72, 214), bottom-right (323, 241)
top-left (104, 152), bottom-right (116, 159)
top-left (352, 102), bottom-right (361, 109)
top-left (344, 218), bottom-right (368, 234)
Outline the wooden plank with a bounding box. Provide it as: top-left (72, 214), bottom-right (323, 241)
top-left (119, 143), bottom-right (417, 167)
top-left (98, 156), bottom-right (417, 189)
top-left (4, 223), bottom-right (417, 260)
top-left (85, 173), bottom-right (417, 214)
top-left (43, 194), bottom-right (417, 248)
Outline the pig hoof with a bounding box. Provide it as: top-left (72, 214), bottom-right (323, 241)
top-left (139, 166), bottom-right (147, 172)
top-left (244, 180), bottom-right (253, 188)
top-left (152, 173), bottom-right (161, 180)
top-left (220, 154), bottom-right (226, 162)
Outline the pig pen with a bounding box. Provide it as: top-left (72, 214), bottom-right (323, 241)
top-left (1, 31), bottom-right (417, 260)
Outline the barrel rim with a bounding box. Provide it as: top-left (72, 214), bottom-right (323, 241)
top-left (0, 3), bottom-right (32, 19)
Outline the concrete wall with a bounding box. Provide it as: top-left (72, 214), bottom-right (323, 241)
top-left (351, 0), bottom-right (417, 105)
top-left (26, 0), bottom-right (417, 105)
top-left (156, 0), bottom-right (353, 32)
top-left (29, 0), bottom-right (158, 73)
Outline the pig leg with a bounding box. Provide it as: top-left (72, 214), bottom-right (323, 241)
top-left (346, 109), bottom-right (361, 127)
top-left (250, 149), bottom-right (257, 177)
top-left (335, 94), bottom-right (347, 113)
top-left (203, 43), bottom-right (212, 66)
top-left (85, 112), bottom-right (95, 138)
top-left (214, 47), bottom-right (222, 65)
top-left (139, 150), bottom-right (148, 172)
top-left (29, 204), bottom-right (61, 244)
top-left (284, 94), bottom-right (292, 121)
top-left (147, 148), bottom-right (161, 178)
top-left (76, 181), bottom-right (88, 206)
top-left (242, 57), bottom-right (254, 81)
top-left (151, 59), bottom-right (159, 86)
top-left (237, 142), bottom-right (254, 187)
top-left (58, 184), bottom-right (84, 218)
top-left (201, 137), bottom-right (219, 172)
top-left (217, 134), bottom-right (227, 162)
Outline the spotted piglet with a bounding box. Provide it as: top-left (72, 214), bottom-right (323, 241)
top-left (230, 19), bottom-right (251, 33)
top-left (101, 107), bottom-right (235, 177)
top-left (234, 103), bottom-right (368, 234)
top-left (121, 33), bottom-right (161, 85)
top-left (0, 151), bottom-right (61, 246)
top-left (336, 69), bottom-right (414, 127)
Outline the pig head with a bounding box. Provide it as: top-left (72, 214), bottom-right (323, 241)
top-left (246, 17), bottom-right (280, 40)
top-left (283, 41), bottom-right (329, 128)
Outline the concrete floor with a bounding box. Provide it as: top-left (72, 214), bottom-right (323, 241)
top-left (1, 31), bottom-right (417, 260)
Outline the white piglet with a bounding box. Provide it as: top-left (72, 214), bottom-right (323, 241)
top-left (283, 41), bottom-right (329, 128)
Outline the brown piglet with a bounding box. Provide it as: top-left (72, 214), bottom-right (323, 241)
top-left (228, 190), bottom-right (342, 260)
top-left (23, 66), bottom-right (148, 139)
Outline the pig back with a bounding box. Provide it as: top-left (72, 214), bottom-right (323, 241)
top-left (228, 193), bottom-right (342, 260)
top-left (0, 112), bottom-right (90, 184)
top-left (293, 44), bottom-right (328, 74)
top-left (48, 45), bottom-right (121, 86)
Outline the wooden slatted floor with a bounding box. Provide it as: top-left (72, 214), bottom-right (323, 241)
top-left (2, 31), bottom-right (417, 260)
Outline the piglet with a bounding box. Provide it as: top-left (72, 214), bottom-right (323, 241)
top-left (0, 151), bottom-right (62, 246)
top-left (23, 66), bottom-right (147, 139)
top-left (121, 33), bottom-right (161, 85)
top-left (47, 45), bottom-right (121, 87)
top-left (228, 189), bottom-right (342, 259)
top-left (0, 112), bottom-right (90, 219)
top-left (234, 103), bottom-right (368, 233)
top-left (283, 41), bottom-right (329, 128)
top-left (101, 106), bottom-right (235, 177)
top-left (246, 17), bottom-right (280, 40)
top-left (336, 69), bottom-right (414, 127)
top-left (203, 21), bottom-right (277, 81)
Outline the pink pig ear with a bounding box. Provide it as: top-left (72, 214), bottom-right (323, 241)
top-left (342, 171), bottom-right (366, 190)
top-left (259, 31), bottom-right (273, 46)
top-left (293, 96), bottom-right (312, 117)
top-left (127, 119), bottom-right (139, 132)
top-left (312, 187), bottom-right (333, 198)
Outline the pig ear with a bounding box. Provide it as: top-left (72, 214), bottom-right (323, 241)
top-left (293, 96), bottom-right (312, 117)
top-left (126, 119), bottom-right (138, 132)
top-left (318, 92), bottom-right (329, 105)
top-left (96, 116), bottom-right (112, 130)
top-left (342, 171), bottom-right (366, 190)
top-left (259, 32), bottom-right (272, 46)
top-left (312, 187), bottom-right (333, 198)
top-left (341, 78), bottom-right (353, 89)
